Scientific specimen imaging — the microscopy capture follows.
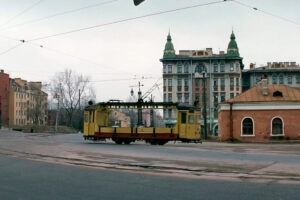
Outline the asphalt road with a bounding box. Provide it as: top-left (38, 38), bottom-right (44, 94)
top-left (0, 131), bottom-right (300, 183)
top-left (0, 156), bottom-right (299, 200)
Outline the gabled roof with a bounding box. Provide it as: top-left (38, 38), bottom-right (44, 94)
top-left (226, 85), bottom-right (300, 103)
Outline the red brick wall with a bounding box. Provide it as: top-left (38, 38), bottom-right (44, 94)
top-left (0, 71), bottom-right (10, 126)
top-left (219, 109), bottom-right (300, 142)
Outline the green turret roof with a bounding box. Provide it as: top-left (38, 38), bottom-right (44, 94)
top-left (227, 31), bottom-right (240, 57)
top-left (163, 32), bottom-right (176, 58)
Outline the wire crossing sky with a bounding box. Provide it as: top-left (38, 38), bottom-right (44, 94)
top-left (0, 0), bottom-right (299, 101)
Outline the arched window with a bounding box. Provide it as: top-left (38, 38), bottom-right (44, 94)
top-left (242, 117), bottom-right (254, 136)
top-left (195, 64), bottom-right (205, 73)
top-left (272, 117), bottom-right (284, 136)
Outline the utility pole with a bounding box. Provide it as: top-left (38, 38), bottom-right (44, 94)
top-left (137, 81), bottom-right (143, 126)
top-left (54, 93), bottom-right (60, 133)
top-left (0, 96), bottom-right (2, 129)
top-left (202, 71), bottom-right (207, 140)
top-left (150, 94), bottom-right (154, 127)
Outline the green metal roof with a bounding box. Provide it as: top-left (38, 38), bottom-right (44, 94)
top-left (163, 32), bottom-right (176, 59)
top-left (226, 31), bottom-right (239, 57)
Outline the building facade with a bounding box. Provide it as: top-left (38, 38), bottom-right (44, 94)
top-left (9, 78), bottom-right (48, 126)
top-left (160, 32), bottom-right (244, 135)
top-left (219, 82), bottom-right (300, 142)
top-left (242, 62), bottom-right (300, 91)
top-left (0, 70), bottom-right (10, 127)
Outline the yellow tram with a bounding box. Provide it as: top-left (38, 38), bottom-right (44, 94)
top-left (83, 100), bottom-right (201, 145)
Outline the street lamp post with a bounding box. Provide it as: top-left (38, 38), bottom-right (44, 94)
top-left (202, 71), bottom-right (207, 140)
top-left (54, 93), bottom-right (60, 133)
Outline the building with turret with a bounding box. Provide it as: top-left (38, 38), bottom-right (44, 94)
top-left (160, 31), bottom-right (244, 136)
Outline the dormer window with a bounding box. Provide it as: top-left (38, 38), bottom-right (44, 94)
top-left (273, 91), bottom-right (283, 97)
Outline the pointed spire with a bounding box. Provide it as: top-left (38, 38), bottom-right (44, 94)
top-left (227, 31), bottom-right (239, 57)
top-left (163, 31), bottom-right (176, 59)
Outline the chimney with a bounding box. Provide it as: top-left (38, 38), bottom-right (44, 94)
top-left (249, 63), bottom-right (255, 69)
top-left (267, 62), bottom-right (271, 68)
top-left (0, 69), bottom-right (3, 73)
top-left (219, 51), bottom-right (224, 55)
top-left (261, 78), bottom-right (268, 96)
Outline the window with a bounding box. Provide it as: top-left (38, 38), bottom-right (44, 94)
top-left (230, 78), bottom-right (234, 90)
top-left (195, 64), bottom-right (205, 73)
top-left (168, 79), bottom-right (172, 91)
top-left (184, 94), bottom-right (189, 103)
top-left (242, 118), bottom-right (254, 136)
top-left (221, 78), bottom-right (225, 90)
top-left (195, 79), bottom-right (200, 88)
top-left (84, 114), bottom-right (88, 123)
top-left (220, 93), bottom-right (225, 102)
top-left (168, 93), bottom-right (172, 102)
top-left (220, 62), bottom-right (225, 72)
top-left (184, 79), bottom-right (189, 90)
top-left (236, 78), bottom-right (240, 87)
top-left (296, 76), bottom-right (300, 84)
top-left (230, 93), bottom-right (234, 99)
top-left (213, 93), bottom-right (218, 105)
top-left (177, 93), bottom-right (182, 102)
top-left (188, 115), bottom-right (194, 124)
top-left (168, 109), bottom-right (172, 118)
top-left (236, 63), bottom-right (240, 71)
top-left (279, 75), bottom-right (284, 84)
top-left (213, 63), bottom-right (218, 72)
top-left (163, 94), bottom-right (166, 102)
top-left (177, 65), bottom-right (182, 73)
top-left (288, 76), bottom-right (292, 84)
top-left (177, 79), bottom-right (182, 91)
top-left (230, 63), bottom-right (234, 72)
top-left (272, 117), bottom-right (283, 136)
top-left (163, 79), bottom-right (166, 87)
top-left (181, 112), bottom-right (187, 124)
top-left (184, 65), bottom-right (189, 73)
top-left (272, 76), bottom-right (277, 84)
top-left (213, 78), bottom-right (218, 90)
top-left (168, 65), bottom-right (172, 73)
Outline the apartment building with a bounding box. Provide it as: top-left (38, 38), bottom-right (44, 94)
top-left (242, 62), bottom-right (300, 91)
top-left (9, 78), bottom-right (48, 126)
top-left (160, 31), bottom-right (244, 135)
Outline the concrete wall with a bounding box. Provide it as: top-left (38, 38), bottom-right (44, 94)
top-left (219, 109), bottom-right (300, 142)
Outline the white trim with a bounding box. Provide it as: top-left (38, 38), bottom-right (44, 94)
top-left (241, 117), bottom-right (255, 137)
top-left (219, 102), bottom-right (300, 111)
top-left (270, 116), bottom-right (285, 136)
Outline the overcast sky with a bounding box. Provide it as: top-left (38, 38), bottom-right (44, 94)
top-left (0, 0), bottom-right (299, 102)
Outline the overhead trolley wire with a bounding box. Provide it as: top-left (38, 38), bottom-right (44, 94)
top-left (28, 0), bottom-right (228, 41)
top-left (0, 0), bottom-right (46, 29)
top-left (0, 43), bottom-right (23, 56)
top-left (0, 0), bottom-right (118, 32)
top-left (232, 0), bottom-right (300, 27)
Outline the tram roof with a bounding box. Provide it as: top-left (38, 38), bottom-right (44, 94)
top-left (84, 101), bottom-right (200, 111)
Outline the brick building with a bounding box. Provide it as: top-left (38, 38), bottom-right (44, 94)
top-left (0, 70), bottom-right (10, 127)
top-left (160, 31), bottom-right (244, 134)
top-left (242, 62), bottom-right (300, 91)
top-left (219, 81), bottom-right (300, 142)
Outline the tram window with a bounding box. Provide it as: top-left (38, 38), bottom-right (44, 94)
top-left (90, 111), bottom-right (94, 123)
top-left (84, 114), bottom-right (88, 123)
top-left (188, 115), bottom-right (194, 124)
top-left (196, 115), bottom-right (201, 124)
top-left (181, 112), bottom-right (187, 124)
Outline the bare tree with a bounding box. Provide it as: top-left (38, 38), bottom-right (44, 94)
top-left (50, 69), bottom-right (95, 128)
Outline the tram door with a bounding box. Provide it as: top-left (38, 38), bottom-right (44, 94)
top-left (178, 111), bottom-right (187, 138)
